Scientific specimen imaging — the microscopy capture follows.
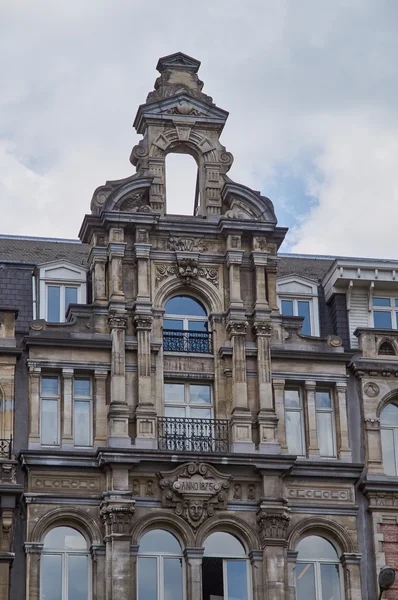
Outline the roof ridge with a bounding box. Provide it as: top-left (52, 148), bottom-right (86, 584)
top-left (0, 234), bottom-right (82, 244)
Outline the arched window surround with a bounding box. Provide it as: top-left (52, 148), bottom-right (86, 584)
top-left (163, 294), bottom-right (212, 354)
top-left (380, 399), bottom-right (398, 476)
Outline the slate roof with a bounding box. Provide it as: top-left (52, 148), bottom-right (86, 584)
top-left (0, 235), bottom-right (88, 266)
top-left (278, 255), bottom-right (334, 282)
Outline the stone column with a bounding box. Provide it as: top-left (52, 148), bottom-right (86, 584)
top-left (286, 550), bottom-right (298, 600)
top-left (100, 494), bottom-right (135, 600)
top-left (249, 550), bottom-right (265, 600)
top-left (227, 319), bottom-right (255, 453)
top-left (28, 366), bottom-right (41, 446)
top-left (25, 542), bottom-right (43, 600)
top-left (91, 545), bottom-right (106, 600)
top-left (257, 503), bottom-right (291, 600)
top-left (225, 235), bottom-right (244, 309)
top-left (61, 368), bottom-right (74, 448)
top-left (134, 314), bottom-right (157, 449)
top-left (94, 371), bottom-right (108, 446)
top-left (265, 261), bottom-right (279, 312)
top-left (335, 383), bottom-right (352, 461)
top-left (108, 228), bottom-right (126, 304)
top-left (134, 229), bottom-right (151, 306)
top-left (108, 313), bottom-right (130, 447)
top-left (184, 547), bottom-right (204, 600)
top-left (273, 379), bottom-right (288, 453)
top-left (365, 417), bottom-right (383, 473)
top-left (341, 553), bottom-right (363, 600)
top-left (252, 237), bottom-right (269, 310)
top-left (254, 321), bottom-right (279, 453)
top-left (304, 380), bottom-right (319, 458)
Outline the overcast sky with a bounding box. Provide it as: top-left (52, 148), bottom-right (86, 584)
top-left (1, 1), bottom-right (398, 258)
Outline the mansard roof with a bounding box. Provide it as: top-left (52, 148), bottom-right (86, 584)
top-left (0, 235), bottom-right (88, 266)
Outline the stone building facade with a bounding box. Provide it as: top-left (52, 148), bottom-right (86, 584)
top-left (1, 52), bottom-right (398, 599)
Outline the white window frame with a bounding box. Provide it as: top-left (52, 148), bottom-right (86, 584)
top-left (371, 296), bottom-right (398, 329)
top-left (164, 382), bottom-right (213, 419)
top-left (380, 402), bottom-right (398, 476)
top-left (203, 535), bottom-right (251, 600)
top-left (40, 375), bottom-right (60, 446)
top-left (73, 377), bottom-right (93, 447)
top-left (315, 389), bottom-right (337, 459)
top-left (137, 533), bottom-right (185, 600)
top-left (296, 543), bottom-right (344, 600)
top-left (36, 261), bottom-right (87, 323)
top-left (40, 527), bottom-right (91, 600)
top-left (284, 388), bottom-right (306, 457)
top-left (277, 275), bottom-right (320, 336)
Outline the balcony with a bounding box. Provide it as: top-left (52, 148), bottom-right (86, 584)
top-left (157, 417), bottom-right (229, 453)
top-left (163, 330), bottom-right (212, 354)
top-left (0, 438), bottom-right (12, 460)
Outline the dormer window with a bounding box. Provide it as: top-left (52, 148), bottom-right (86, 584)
top-left (37, 261), bottom-right (87, 323)
top-left (372, 297), bottom-right (398, 329)
top-left (277, 276), bottom-right (320, 337)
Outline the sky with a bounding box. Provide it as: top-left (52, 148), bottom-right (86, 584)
top-left (1, 0), bottom-right (398, 257)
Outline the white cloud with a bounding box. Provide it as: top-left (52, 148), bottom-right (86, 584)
top-left (1, 0), bottom-right (398, 257)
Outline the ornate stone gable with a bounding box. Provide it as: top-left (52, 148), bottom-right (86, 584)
top-left (157, 462), bottom-right (231, 530)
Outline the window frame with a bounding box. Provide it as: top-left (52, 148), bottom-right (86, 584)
top-left (73, 377), bottom-right (93, 447)
top-left (40, 526), bottom-right (91, 600)
top-left (296, 536), bottom-right (344, 600)
top-left (137, 530), bottom-right (185, 600)
top-left (276, 276), bottom-right (320, 337)
top-left (372, 296), bottom-right (398, 330)
top-left (284, 388), bottom-right (306, 457)
top-left (46, 283), bottom-right (80, 323)
top-left (36, 261), bottom-right (87, 323)
top-left (315, 389), bottom-right (337, 459)
top-left (163, 382), bottom-right (213, 419)
top-left (380, 402), bottom-right (398, 476)
top-left (40, 375), bottom-right (60, 446)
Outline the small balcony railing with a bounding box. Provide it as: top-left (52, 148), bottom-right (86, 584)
top-left (163, 330), bottom-right (212, 354)
top-left (157, 417), bottom-right (229, 453)
top-left (0, 438), bottom-right (12, 459)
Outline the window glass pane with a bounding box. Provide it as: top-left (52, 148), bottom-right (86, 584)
top-left (374, 311), bottom-right (392, 329)
top-left (41, 554), bottom-right (62, 600)
top-left (297, 536), bottom-right (338, 560)
top-left (74, 379), bottom-right (91, 397)
top-left (202, 557), bottom-right (223, 600)
top-left (298, 301), bottom-right (311, 335)
top-left (381, 428), bottom-right (397, 475)
top-left (138, 557), bottom-right (157, 600)
top-left (381, 402), bottom-right (398, 425)
top-left (74, 401), bottom-right (91, 446)
top-left (41, 399), bottom-right (59, 445)
top-left (190, 385), bottom-right (211, 404)
top-left (44, 527), bottom-right (87, 550)
top-left (285, 410), bottom-right (304, 455)
top-left (140, 530), bottom-right (181, 554)
top-left (164, 384), bottom-right (185, 404)
top-left (296, 562), bottom-right (316, 600)
top-left (165, 296), bottom-right (207, 317)
top-left (68, 555), bottom-right (88, 600)
top-left (395, 299), bottom-right (398, 307)
top-left (204, 532), bottom-right (245, 557)
top-left (226, 560), bottom-right (248, 600)
top-left (190, 408), bottom-right (212, 419)
top-left (320, 563), bottom-right (341, 600)
top-left (47, 286), bottom-right (60, 322)
top-left (188, 320), bottom-right (208, 331)
top-left (316, 412), bottom-right (335, 457)
top-left (316, 390), bottom-right (332, 409)
top-left (285, 389), bottom-right (300, 408)
top-left (373, 297), bottom-right (391, 307)
top-left (164, 558), bottom-right (183, 600)
top-left (163, 319), bottom-right (184, 330)
top-left (41, 376), bottom-right (59, 396)
top-left (65, 286), bottom-right (78, 312)
top-left (164, 406), bottom-right (186, 418)
top-left (281, 300), bottom-right (294, 316)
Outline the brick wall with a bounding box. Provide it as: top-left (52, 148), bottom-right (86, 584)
top-left (381, 523), bottom-right (398, 599)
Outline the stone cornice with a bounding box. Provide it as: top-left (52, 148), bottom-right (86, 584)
top-left (350, 358), bottom-right (398, 377)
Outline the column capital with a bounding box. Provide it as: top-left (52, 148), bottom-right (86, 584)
top-left (108, 312), bottom-right (128, 330)
top-left (253, 320), bottom-right (272, 337)
top-left (29, 366), bottom-right (41, 377)
top-left (62, 368), bottom-right (74, 379)
top-left (304, 380), bottom-right (317, 391)
top-left (94, 370), bottom-right (108, 380)
top-left (24, 542), bottom-right (43, 555)
top-left (100, 497), bottom-right (136, 539)
top-left (134, 314), bottom-right (153, 331)
top-left (272, 379), bottom-right (285, 391)
top-left (226, 319), bottom-right (248, 337)
top-left (249, 549), bottom-right (263, 563)
top-left (335, 382), bottom-right (348, 393)
top-left (184, 547), bottom-right (205, 560)
top-left (256, 505), bottom-right (291, 547)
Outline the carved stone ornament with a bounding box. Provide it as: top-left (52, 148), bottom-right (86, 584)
top-left (364, 382), bottom-right (380, 398)
top-left (165, 235), bottom-right (208, 253)
top-left (108, 313), bottom-right (128, 330)
top-left (116, 191), bottom-right (152, 212)
top-left (134, 314), bottom-right (153, 331)
top-left (156, 261), bottom-right (219, 287)
top-left (364, 417), bottom-right (380, 430)
top-left (164, 101), bottom-right (205, 116)
top-left (100, 499), bottom-right (135, 537)
top-left (253, 321), bottom-right (272, 337)
top-left (224, 199), bottom-right (257, 221)
top-left (257, 507), bottom-right (291, 545)
top-left (226, 320), bottom-right (248, 336)
top-left (157, 462), bottom-right (231, 530)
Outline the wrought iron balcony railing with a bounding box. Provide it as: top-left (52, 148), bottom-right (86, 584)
top-left (163, 329), bottom-right (212, 354)
top-left (157, 417), bottom-right (229, 453)
top-left (0, 437), bottom-right (12, 459)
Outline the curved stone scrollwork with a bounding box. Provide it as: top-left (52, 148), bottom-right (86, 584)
top-left (165, 236), bottom-right (208, 253)
top-left (155, 260), bottom-right (219, 288)
top-left (157, 462), bottom-right (231, 531)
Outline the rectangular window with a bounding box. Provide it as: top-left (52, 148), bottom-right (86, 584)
top-left (284, 389), bottom-right (305, 456)
top-left (280, 298), bottom-right (312, 335)
top-left (372, 297), bottom-right (398, 330)
top-left (46, 284), bottom-right (79, 323)
top-left (315, 390), bottom-right (336, 457)
top-left (73, 378), bottom-right (92, 447)
top-left (164, 383), bottom-right (213, 419)
top-left (41, 376), bottom-right (60, 445)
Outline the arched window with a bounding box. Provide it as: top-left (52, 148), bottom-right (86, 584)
top-left (381, 401), bottom-right (398, 475)
top-left (379, 341), bottom-right (395, 356)
top-left (202, 532), bottom-right (250, 600)
top-left (296, 535), bottom-right (342, 600)
top-left (41, 526), bottom-right (89, 600)
top-left (138, 529), bottom-right (184, 600)
top-left (163, 296), bottom-right (211, 353)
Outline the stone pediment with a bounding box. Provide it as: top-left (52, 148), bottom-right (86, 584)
top-left (157, 462), bottom-right (231, 530)
top-left (90, 176), bottom-right (154, 215)
top-left (221, 181), bottom-right (277, 224)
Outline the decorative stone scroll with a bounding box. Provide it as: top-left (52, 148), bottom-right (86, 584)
top-left (157, 462), bottom-right (231, 530)
top-left (165, 236), bottom-right (208, 253)
top-left (155, 260), bottom-right (218, 287)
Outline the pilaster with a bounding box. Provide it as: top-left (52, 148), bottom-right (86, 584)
top-left (108, 312), bottom-right (130, 447)
top-left (91, 247), bottom-right (108, 305)
top-left (273, 379), bottom-right (288, 453)
top-left (266, 260), bottom-right (279, 312)
top-left (335, 383), bottom-right (352, 461)
top-left (28, 366), bottom-right (41, 446)
top-left (304, 380), bottom-right (320, 458)
top-left (184, 547), bottom-right (204, 600)
top-left (61, 368), bottom-right (74, 448)
top-left (94, 370), bottom-right (108, 446)
top-left (108, 227), bottom-right (126, 304)
top-left (134, 314), bottom-right (157, 449)
top-left (365, 417), bottom-right (383, 473)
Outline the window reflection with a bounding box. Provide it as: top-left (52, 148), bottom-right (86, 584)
top-left (296, 536), bottom-right (341, 600)
top-left (138, 530), bottom-right (183, 600)
top-left (381, 402), bottom-right (398, 475)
